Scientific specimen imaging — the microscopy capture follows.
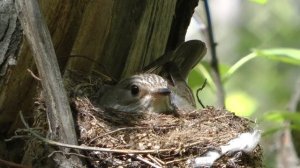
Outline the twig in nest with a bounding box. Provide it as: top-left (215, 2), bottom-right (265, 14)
top-left (147, 154), bottom-right (163, 166)
top-left (129, 154), bottom-right (161, 168)
top-left (183, 137), bottom-right (216, 149)
top-left (27, 68), bottom-right (41, 81)
top-left (89, 126), bottom-right (153, 144)
top-left (4, 135), bottom-right (30, 142)
top-left (196, 79), bottom-right (207, 108)
top-left (88, 124), bottom-right (178, 144)
top-left (165, 157), bottom-right (189, 165)
top-left (213, 114), bottom-right (235, 120)
top-left (48, 150), bottom-right (90, 159)
top-left (19, 111), bottom-right (175, 154)
top-left (5, 127), bottom-right (43, 142)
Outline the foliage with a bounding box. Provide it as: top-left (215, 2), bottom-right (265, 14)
top-left (184, 1), bottom-right (300, 167)
top-left (187, 1), bottom-right (300, 166)
top-left (249, 0), bottom-right (268, 5)
top-left (191, 47), bottom-right (300, 116)
top-left (261, 111), bottom-right (300, 136)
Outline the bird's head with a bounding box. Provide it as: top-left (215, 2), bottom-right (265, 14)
top-left (99, 74), bottom-right (174, 113)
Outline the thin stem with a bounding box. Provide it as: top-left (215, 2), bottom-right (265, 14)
top-left (196, 79), bottom-right (207, 108)
top-left (203, 0), bottom-right (225, 107)
top-left (203, 0), bottom-right (217, 67)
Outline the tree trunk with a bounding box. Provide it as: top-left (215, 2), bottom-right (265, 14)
top-left (0, 0), bottom-right (198, 166)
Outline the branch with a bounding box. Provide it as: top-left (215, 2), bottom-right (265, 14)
top-left (15, 0), bottom-right (78, 146)
top-left (15, 0), bottom-right (84, 166)
top-left (203, 0), bottom-right (225, 107)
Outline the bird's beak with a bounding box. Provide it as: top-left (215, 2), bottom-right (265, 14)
top-left (152, 88), bottom-right (171, 96)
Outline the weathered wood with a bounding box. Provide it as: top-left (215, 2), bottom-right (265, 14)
top-left (38, 0), bottom-right (87, 71)
top-left (69, 0), bottom-right (115, 75)
top-left (15, 0), bottom-right (84, 167)
top-left (120, 0), bottom-right (176, 78)
top-left (0, 0), bottom-right (22, 78)
top-left (0, 0), bottom-right (25, 133)
top-left (71, 0), bottom-right (173, 79)
top-left (0, 0), bottom-right (23, 129)
top-left (0, 0), bottom-right (86, 134)
top-left (0, 0), bottom-right (200, 166)
top-left (69, 0), bottom-right (198, 80)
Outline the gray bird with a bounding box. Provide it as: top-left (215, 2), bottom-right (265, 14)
top-left (99, 40), bottom-right (207, 114)
top-left (99, 73), bottom-right (175, 113)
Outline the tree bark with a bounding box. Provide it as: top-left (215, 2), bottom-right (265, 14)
top-left (0, 0), bottom-right (23, 132)
top-left (0, 0), bottom-right (87, 134)
top-left (16, 0), bottom-right (85, 167)
top-left (0, 0), bottom-right (198, 166)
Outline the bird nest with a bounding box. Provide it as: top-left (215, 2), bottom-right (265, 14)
top-left (73, 98), bottom-right (262, 167)
top-left (27, 70), bottom-right (262, 167)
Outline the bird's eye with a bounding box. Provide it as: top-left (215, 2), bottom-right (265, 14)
top-left (130, 85), bottom-right (139, 96)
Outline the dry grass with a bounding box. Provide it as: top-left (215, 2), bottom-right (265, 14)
top-left (25, 70), bottom-right (262, 167)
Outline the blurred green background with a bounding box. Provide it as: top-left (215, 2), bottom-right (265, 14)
top-left (186, 0), bottom-right (300, 167)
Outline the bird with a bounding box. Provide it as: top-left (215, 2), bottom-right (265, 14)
top-left (99, 40), bottom-right (207, 114)
top-left (99, 73), bottom-right (175, 113)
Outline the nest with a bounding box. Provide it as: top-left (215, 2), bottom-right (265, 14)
top-left (66, 71), bottom-right (262, 167)
top-left (27, 70), bottom-right (262, 167)
top-left (73, 97), bottom-right (262, 167)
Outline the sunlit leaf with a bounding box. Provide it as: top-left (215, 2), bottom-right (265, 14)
top-left (249, 0), bottom-right (268, 5)
top-left (255, 48), bottom-right (300, 65)
top-left (225, 91), bottom-right (257, 117)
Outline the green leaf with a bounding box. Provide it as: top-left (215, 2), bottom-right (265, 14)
top-left (291, 124), bottom-right (300, 131)
top-left (225, 91), bottom-right (257, 117)
top-left (249, 0), bottom-right (268, 5)
top-left (255, 48), bottom-right (300, 65)
top-left (262, 126), bottom-right (284, 137)
top-left (222, 53), bottom-right (257, 81)
top-left (222, 48), bottom-right (300, 82)
top-left (262, 124), bottom-right (300, 137)
top-left (262, 111), bottom-right (300, 123)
